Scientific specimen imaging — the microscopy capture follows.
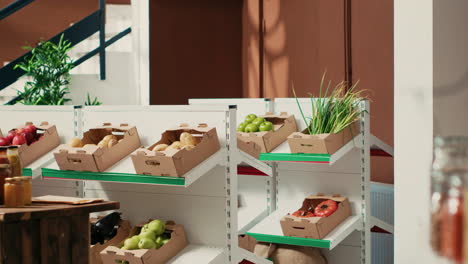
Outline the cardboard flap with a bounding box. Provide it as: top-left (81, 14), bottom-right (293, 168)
top-left (305, 194), bottom-right (348, 203)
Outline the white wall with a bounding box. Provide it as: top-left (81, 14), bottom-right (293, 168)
top-left (434, 0), bottom-right (468, 136)
top-left (68, 52), bottom-right (138, 105)
top-left (394, 0), bottom-right (435, 263)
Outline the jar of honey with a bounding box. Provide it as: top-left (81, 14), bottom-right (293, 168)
top-left (0, 147), bottom-right (8, 164)
top-left (22, 176), bottom-right (32, 205)
top-left (4, 178), bottom-right (16, 208)
top-left (7, 146), bottom-right (21, 177)
top-left (13, 177), bottom-right (25, 207)
top-left (0, 164), bottom-right (11, 205)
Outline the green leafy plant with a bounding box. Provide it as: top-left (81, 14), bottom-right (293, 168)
top-left (14, 34), bottom-right (73, 105)
top-left (85, 93), bottom-right (102, 106)
top-left (293, 74), bottom-right (366, 135)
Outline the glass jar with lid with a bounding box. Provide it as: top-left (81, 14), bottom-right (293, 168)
top-left (7, 146), bottom-right (21, 177)
top-left (0, 164), bottom-right (11, 205)
top-left (431, 136), bottom-right (468, 262)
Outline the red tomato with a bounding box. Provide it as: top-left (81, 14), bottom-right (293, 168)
top-left (314, 200), bottom-right (338, 217)
top-left (292, 210), bottom-right (315, 218)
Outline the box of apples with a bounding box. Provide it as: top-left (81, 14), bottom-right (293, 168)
top-left (100, 220), bottom-right (187, 264)
top-left (237, 112), bottom-right (297, 153)
top-left (0, 122), bottom-right (60, 167)
top-left (280, 194), bottom-right (352, 240)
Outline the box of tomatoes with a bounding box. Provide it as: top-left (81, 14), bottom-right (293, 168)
top-left (237, 112), bottom-right (297, 153)
top-left (0, 122), bottom-right (61, 167)
top-left (131, 123), bottom-right (220, 177)
top-left (280, 194), bottom-right (352, 239)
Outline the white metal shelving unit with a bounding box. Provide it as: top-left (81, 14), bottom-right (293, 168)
top-left (190, 98), bottom-right (394, 264)
top-left (0, 101), bottom-right (394, 263)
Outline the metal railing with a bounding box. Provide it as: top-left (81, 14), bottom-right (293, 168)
top-left (0, 0), bottom-right (34, 21)
top-left (0, 0), bottom-right (131, 103)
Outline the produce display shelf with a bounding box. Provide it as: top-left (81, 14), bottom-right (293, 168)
top-left (23, 149), bottom-right (57, 178)
top-left (42, 150), bottom-right (224, 187)
top-left (238, 150), bottom-right (272, 176)
top-left (246, 209), bottom-right (362, 250)
top-left (167, 245), bottom-right (224, 264)
top-left (258, 135), bottom-right (362, 165)
top-left (238, 206), bottom-right (268, 234)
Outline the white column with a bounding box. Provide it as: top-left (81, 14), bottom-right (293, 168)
top-left (394, 0), bottom-right (434, 263)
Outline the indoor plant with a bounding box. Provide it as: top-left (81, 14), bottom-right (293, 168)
top-left (14, 34), bottom-right (73, 105)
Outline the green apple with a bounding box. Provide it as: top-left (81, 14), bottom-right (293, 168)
top-left (259, 121), bottom-right (274, 132)
top-left (237, 122), bottom-right (247, 132)
top-left (244, 114), bottom-right (257, 124)
top-left (138, 238), bottom-right (157, 249)
top-left (162, 238), bottom-right (170, 245)
top-left (244, 123), bottom-right (259, 133)
top-left (122, 236), bottom-right (140, 250)
top-left (139, 230), bottom-right (156, 241)
top-left (252, 117), bottom-right (266, 126)
top-left (147, 220), bottom-right (166, 236)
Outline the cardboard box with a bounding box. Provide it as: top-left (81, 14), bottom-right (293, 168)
top-left (254, 243), bottom-right (327, 264)
top-left (287, 122), bottom-right (359, 155)
top-left (237, 112), bottom-right (297, 153)
top-left (131, 123), bottom-right (220, 177)
top-left (54, 123), bottom-right (141, 172)
top-left (13, 122), bottom-right (61, 167)
top-left (238, 234), bottom-right (258, 253)
top-left (280, 194), bottom-right (352, 239)
top-left (90, 220), bottom-right (132, 264)
top-left (100, 221), bottom-right (188, 264)
top-left (237, 138), bottom-right (261, 159)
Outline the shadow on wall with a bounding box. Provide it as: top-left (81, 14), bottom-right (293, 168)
top-left (261, 0), bottom-right (346, 98)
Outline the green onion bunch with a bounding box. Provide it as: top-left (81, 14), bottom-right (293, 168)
top-left (294, 74), bottom-right (366, 135)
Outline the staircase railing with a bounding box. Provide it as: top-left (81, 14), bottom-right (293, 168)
top-left (0, 0), bottom-right (131, 104)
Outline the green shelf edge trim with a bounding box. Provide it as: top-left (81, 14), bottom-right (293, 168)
top-left (246, 232), bottom-right (331, 249)
top-left (41, 168), bottom-right (185, 186)
top-left (22, 168), bottom-right (32, 176)
top-left (259, 153), bottom-right (330, 162)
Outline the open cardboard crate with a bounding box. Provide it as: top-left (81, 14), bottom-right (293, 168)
top-left (54, 123), bottom-right (141, 172)
top-left (131, 123), bottom-right (220, 177)
top-left (280, 194), bottom-right (352, 239)
top-left (0, 122), bottom-right (61, 167)
top-left (100, 221), bottom-right (188, 264)
top-left (237, 138), bottom-right (261, 159)
top-left (90, 219), bottom-right (132, 264)
top-left (287, 122), bottom-right (360, 155)
top-left (237, 112), bottom-right (297, 153)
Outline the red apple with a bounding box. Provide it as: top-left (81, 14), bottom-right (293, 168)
top-left (5, 130), bottom-right (16, 143)
top-left (24, 124), bottom-right (37, 136)
top-left (0, 137), bottom-right (8, 146)
top-left (23, 132), bottom-right (34, 145)
top-left (16, 128), bottom-right (25, 134)
top-left (12, 134), bottom-right (27, 145)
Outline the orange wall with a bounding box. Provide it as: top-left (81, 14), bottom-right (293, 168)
top-left (0, 0), bottom-right (98, 65)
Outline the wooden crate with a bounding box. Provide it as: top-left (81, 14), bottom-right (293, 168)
top-left (0, 202), bottom-right (119, 264)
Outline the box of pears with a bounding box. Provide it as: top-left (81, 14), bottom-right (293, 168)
top-left (100, 219), bottom-right (187, 264)
top-left (237, 112), bottom-right (298, 153)
top-left (54, 123), bottom-right (141, 172)
top-left (131, 123), bottom-right (220, 177)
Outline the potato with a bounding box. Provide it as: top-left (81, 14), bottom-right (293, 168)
top-left (68, 138), bottom-right (84, 148)
top-left (83, 144), bottom-right (96, 148)
top-left (107, 139), bottom-right (118, 148)
top-left (180, 132), bottom-right (197, 146)
top-left (97, 140), bottom-right (108, 148)
top-left (167, 141), bottom-right (183, 150)
top-left (103, 135), bottom-right (117, 142)
top-left (152, 144), bottom-right (169, 152)
top-left (118, 139), bottom-right (124, 143)
top-left (183, 145), bottom-right (195, 151)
